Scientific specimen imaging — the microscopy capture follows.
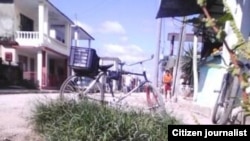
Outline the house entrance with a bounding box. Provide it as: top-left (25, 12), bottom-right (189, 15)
top-left (48, 58), bottom-right (67, 88)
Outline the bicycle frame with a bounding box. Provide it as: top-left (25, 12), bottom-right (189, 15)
top-left (82, 72), bottom-right (105, 95)
top-left (111, 56), bottom-right (153, 103)
top-left (115, 71), bottom-right (150, 103)
top-left (84, 55), bottom-right (153, 104)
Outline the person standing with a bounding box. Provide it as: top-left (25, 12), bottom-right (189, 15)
top-left (163, 69), bottom-right (173, 101)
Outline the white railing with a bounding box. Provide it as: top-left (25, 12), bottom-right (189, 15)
top-left (15, 31), bottom-right (39, 40)
top-left (15, 31), bottom-right (68, 55)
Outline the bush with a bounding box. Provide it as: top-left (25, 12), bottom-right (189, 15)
top-left (30, 99), bottom-right (179, 141)
top-left (20, 79), bottom-right (38, 89)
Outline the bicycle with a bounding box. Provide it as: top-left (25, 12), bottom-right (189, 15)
top-left (211, 71), bottom-right (240, 124)
top-left (59, 47), bottom-right (166, 116)
top-left (211, 57), bottom-right (248, 125)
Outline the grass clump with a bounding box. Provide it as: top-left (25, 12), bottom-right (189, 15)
top-left (30, 99), bottom-right (179, 141)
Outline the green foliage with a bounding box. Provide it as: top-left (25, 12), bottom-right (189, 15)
top-left (197, 0), bottom-right (207, 7)
top-left (181, 45), bottom-right (200, 86)
top-left (30, 99), bottom-right (179, 141)
top-left (204, 18), bottom-right (216, 28)
top-left (216, 28), bottom-right (227, 41)
top-left (217, 12), bottom-right (233, 26)
top-left (231, 67), bottom-right (240, 76)
top-left (240, 81), bottom-right (249, 90)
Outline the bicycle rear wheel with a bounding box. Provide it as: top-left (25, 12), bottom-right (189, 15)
top-left (211, 73), bottom-right (229, 124)
top-left (218, 75), bottom-right (240, 124)
top-left (146, 83), bottom-right (166, 116)
top-left (59, 75), bottom-right (104, 102)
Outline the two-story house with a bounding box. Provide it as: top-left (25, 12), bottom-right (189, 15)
top-left (0, 0), bottom-right (94, 89)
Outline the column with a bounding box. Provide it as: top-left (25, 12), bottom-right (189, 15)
top-left (113, 60), bottom-right (118, 91)
top-left (88, 40), bottom-right (91, 48)
top-left (38, 1), bottom-right (45, 43)
top-left (74, 28), bottom-right (79, 46)
top-left (37, 50), bottom-right (42, 89)
top-left (64, 58), bottom-right (69, 78)
top-left (65, 23), bottom-right (71, 47)
top-left (43, 3), bottom-right (49, 35)
top-left (42, 50), bottom-right (47, 87)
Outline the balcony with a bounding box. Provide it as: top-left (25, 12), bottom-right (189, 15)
top-left (15, 31), bottom-right (68, 55)
top-left (15, 31), bottom-right (40, 46)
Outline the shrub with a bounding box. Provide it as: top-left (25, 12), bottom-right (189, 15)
top-left (30, 99), bottom-right (179, 141)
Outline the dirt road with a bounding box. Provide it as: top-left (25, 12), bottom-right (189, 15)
top-left (0, 93), bottom-right (212, 141)
top-left (0, 94), bottom-right (58, 141)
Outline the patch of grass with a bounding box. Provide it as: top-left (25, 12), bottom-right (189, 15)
top-left (30, 98), bottom-right (179, 141)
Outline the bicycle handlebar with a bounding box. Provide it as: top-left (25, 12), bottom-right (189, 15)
top-left (127, 54), bottom-right (154, 66)
top-left (216, 55), bottom-right (250, 70)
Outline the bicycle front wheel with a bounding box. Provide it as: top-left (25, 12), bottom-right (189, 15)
top-left (145, 83), bottom-right (166, 116)
top-left (218, 75), bottom-right (240, 125)
top-left (59, 75), bottom-right (104, 102)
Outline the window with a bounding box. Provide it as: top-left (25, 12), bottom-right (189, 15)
top-left (20, 14), bottom-right (34, 31)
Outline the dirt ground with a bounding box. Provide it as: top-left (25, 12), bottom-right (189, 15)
top-left (0, 93), bottom-right (213, 141)
top-left (0, 94), bottom-right (58, 141)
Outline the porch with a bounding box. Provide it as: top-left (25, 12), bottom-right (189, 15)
top-left (15, 46), bottom-right (68, 90)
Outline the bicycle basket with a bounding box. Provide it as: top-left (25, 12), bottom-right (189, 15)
top-left (69, 46), bottom-right (99, 77)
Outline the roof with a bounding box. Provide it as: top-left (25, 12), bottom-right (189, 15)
top-left (46, 0), bottom-right (74, 24)
top-left (72, 25), bottom-right (95, 40)
top-left (156, 0), bottom-right (224, 18)
top-left (47, 0), bottom-right (94, 40)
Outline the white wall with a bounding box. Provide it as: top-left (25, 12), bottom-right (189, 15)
top-left (196, 58), bottom-right (227, 107)
top-left (226, 0), bottom-right (250, 40)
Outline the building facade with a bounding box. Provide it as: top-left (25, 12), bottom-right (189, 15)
top-left (0, 0), bottom-right (94, 89)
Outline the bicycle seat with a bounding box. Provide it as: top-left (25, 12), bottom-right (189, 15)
top-left (99, 64), bottom-right (113, 72)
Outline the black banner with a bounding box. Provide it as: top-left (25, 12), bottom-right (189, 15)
top-left (168, 125), bottom-right (250, 140)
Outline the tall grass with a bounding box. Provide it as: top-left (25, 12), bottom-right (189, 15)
top-left (30, 99), bottom-right (179, 141)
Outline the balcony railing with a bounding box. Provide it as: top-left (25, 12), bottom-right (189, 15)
top-left (15, 31), bottom-right (68, 55)
top-left (15, 31), bottom-right (40, 40)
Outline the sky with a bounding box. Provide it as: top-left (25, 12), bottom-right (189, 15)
top-left (50, 0), bottom-right (194, 80)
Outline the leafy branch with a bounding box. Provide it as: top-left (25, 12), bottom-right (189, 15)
top-left (196, 0), bottom-right (249, 109)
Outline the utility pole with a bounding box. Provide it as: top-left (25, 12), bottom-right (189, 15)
top-left (192, 35), bottom-right (199, 102)
top-left (153, 18), bottom-right (162, 87)
top-left (172, 16), bottom-right (186, 102)
top-left (153, 0), bottom-right (162, 87)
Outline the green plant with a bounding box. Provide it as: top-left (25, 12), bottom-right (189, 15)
top-left (181, 45), bottom-right (200, 87)
top-left (181, 45), bottom-right (194, 86)
top-left (30, 98), bottom-right (179, 141)
top-left (195, 0), bottom-right (250, 115)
